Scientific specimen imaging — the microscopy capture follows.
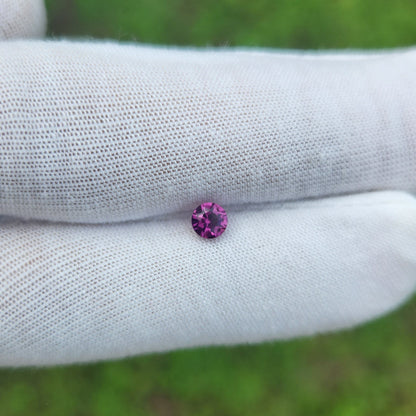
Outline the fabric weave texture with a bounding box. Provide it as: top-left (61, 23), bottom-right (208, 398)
top-left (0, 42), bottom-right (415, 223)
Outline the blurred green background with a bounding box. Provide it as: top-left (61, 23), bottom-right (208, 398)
top-left (2, 0), bottom-right (416, 415)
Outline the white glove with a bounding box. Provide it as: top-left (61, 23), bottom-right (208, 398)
top-left (1, 0), bottom-right (415, 367)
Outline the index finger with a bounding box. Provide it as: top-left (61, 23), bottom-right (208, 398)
top-left (0, 41), bottom-right (415, 223)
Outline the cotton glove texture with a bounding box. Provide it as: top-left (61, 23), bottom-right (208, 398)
top-left (0, 0), bottom-right (415, 366)
top-left (0, 0), bottom-right (45, 40)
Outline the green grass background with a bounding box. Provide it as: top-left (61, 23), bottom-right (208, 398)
top-left (2, 0), bottom-right (416, 415)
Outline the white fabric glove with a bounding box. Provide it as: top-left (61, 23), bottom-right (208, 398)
top-left (0, 0), bottom-right (415, 367)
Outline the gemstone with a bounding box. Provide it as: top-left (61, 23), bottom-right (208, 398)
top-left (191, 202), bottom-right (228, 239)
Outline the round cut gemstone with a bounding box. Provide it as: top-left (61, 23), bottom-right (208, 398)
top-left (192, 202), bottom-right (228, 239)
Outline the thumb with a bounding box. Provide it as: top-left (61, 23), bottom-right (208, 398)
top-left (0, 0), bottom-right (46, 40)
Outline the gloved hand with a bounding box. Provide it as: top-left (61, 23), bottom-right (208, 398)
top-left (1, 0), bottom-right (415, 367)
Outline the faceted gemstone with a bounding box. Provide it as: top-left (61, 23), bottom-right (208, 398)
top-left (191, 202), bottom-right (228, 239)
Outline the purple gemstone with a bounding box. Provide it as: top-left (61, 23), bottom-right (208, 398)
top-left (192, 202), bottom-right (228, 239)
